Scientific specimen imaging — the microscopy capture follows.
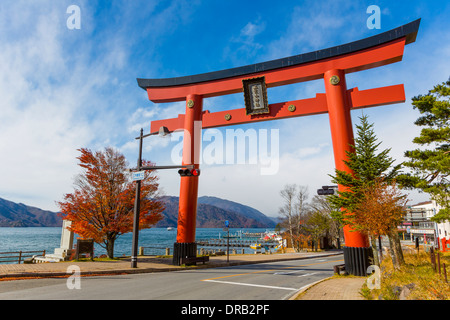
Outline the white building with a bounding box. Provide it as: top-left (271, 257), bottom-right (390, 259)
top-left (406, 200), bottom-right (450, 250)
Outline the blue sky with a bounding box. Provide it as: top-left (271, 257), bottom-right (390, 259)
top-left (0, 0), bottom-right (449, 217)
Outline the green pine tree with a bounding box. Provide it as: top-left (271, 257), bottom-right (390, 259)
top-left (328, 114), bottom-right (402, 222)
top-left (328, 115), bottom-right (404, 267)
top-left (400, 78), bottom-right (450, 223)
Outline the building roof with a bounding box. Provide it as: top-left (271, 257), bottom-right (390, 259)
top-left (410, 201), bottom-right (433, 208)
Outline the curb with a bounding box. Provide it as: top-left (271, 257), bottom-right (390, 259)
top-left (288, 277), bottom-right (333, 300)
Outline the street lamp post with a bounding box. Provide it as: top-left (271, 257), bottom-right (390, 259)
top-left (131, 129), bottom-right (144, 268)
top-left (130, 126), bottom-right (194, 268)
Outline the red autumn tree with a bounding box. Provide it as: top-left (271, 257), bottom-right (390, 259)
top-left (353, 179), bottom-right (407, 236)
top-left (353, 179), bottom-right (409, 268)
top-left (57, 147), bottom-right (164, 259)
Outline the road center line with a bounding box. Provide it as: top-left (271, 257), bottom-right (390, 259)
top-left (203, 279), bottom-right (298, 291)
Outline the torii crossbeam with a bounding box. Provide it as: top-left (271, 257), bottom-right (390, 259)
top-left (137, 19), bottom-right (420, 274)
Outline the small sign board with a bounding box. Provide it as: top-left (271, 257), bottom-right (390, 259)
top-left (225, 220), bottom-right (230, 228)
top-left (410, 228), bottom-right (435, 235)
top-left (132, 171), bottom-right (145, 181)
top-left (76, 238), bottom-right (94, 260)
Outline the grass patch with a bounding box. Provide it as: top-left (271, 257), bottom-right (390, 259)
top-left (362, 251), bottom-right (450, 300)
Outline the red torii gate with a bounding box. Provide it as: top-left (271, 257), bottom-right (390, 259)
top-left (137, 19), bottom-right (420, 274)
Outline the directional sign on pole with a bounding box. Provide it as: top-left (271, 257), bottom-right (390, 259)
top-left (132, 171), bottom-right (145, 181)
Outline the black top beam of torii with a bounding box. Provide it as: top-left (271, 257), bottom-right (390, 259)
top-left (137, 19), bottom-right (420, 89)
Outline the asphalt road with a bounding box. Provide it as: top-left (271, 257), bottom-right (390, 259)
top-left (0, 254), bottom-right (343, 300)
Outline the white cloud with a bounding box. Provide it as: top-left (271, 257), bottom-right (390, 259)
top-left (264, 2), bottom-right (361, 60)
top-left (0, 4), bottom-right (82, 208)
top-left (0, 1), bottom-right (145, 210)
top-left (222, 18), bottom-right (267, 66)
top-left (187, 147), bottom-right (336, 217)
top-left (239, 21), bottom-right (266, 43)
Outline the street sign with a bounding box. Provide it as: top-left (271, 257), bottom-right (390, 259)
top-left (317, 188), bottom-right (334, 195)
top-left (317, 185), bottom-right (337, 195)
top-left (132, 171), bottom-right (145, 181)
top-left (225, 220), bottom-right (230, 228)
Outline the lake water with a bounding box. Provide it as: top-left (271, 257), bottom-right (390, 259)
top-left (0, 227), bottom-right (272, 262)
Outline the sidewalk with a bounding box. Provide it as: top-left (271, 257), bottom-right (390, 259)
top-left (292, 277), bottom-right (366, 300)
top-left (0, 251), bottom-right (366, 300)
top-left (0, 251), bottom-right (341, 279)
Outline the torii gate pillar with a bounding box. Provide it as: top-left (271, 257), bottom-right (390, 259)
top-left (173, 94), bottom-right (203, 265)
top-left (324, 69), bottom-right (371, 275)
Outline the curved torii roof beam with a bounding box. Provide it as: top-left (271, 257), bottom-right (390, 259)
top-left (137, 19), bottom-right (420, 103)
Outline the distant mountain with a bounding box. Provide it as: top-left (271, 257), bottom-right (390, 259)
top-left (156, 196), bottom-right (276, 228)
top-left (0, 195), bottom-right (276, 229)
top-left (0, 197), bottom-right (62, 227)
top-left (197, 196), bottom-right (277, 228)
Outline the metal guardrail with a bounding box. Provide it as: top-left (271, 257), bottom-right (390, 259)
top-left (0, 250), bottom-right (46, 264)
top-left (139, 239), bottom-right (282, 256)
top-left (196, 239), bottom-right (280, 248)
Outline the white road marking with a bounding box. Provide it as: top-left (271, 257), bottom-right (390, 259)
top-left (203, 279), bottom-right (298, 291)
top-left (274, 269), bottom-right (307, 275)
top-left (297, 272), bottom-right (318, 277)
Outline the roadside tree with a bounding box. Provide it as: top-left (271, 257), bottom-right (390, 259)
top-left (304, 208), bottom-right (332, 251)
top-left (278, 184), bottom-right (309, 252)
top-left (400, 78), bottom-right (450, 223)
top-left (58, 147), bottom-right (164, 258)
top-left (308, 195), bottom-right (342, 249)
top-left (353, 179), bottom-right (409, 268)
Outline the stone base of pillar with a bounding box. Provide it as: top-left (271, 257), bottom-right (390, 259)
top-left (343, 246), bottom-right (373, 276)
top-left (173, 242), bottom-right (197, 266)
